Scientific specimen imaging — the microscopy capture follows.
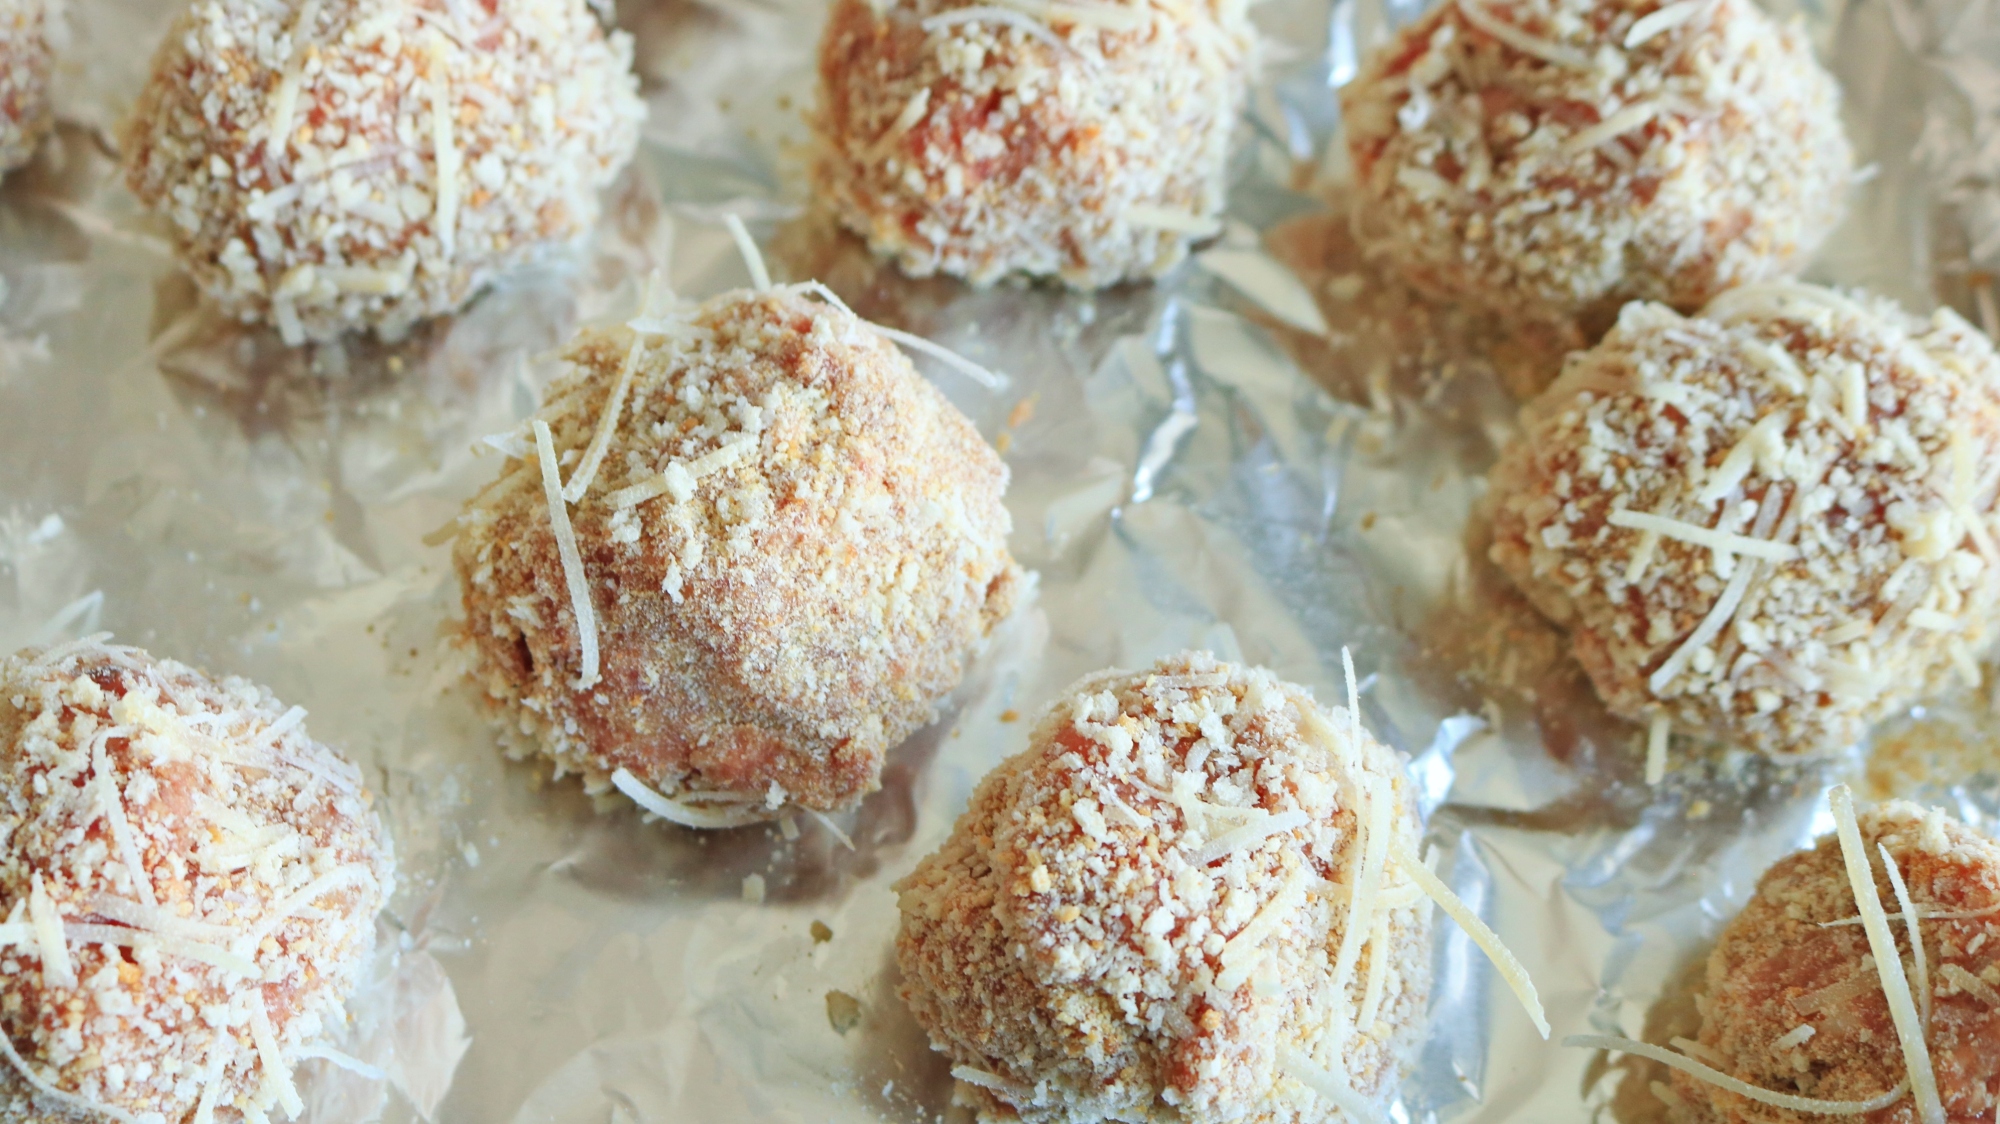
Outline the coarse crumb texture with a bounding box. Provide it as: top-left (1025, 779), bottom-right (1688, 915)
top-left (0, 0), bottom-right (50, 175)
top-left (453, 284), bottom-right (1021, 819)
top-left (813, 0), bottom-right (1255, 289)
top-left (122, 0), bottom-right (644, 345)
top-left (895, 651), bottom-right (1431, 1124)
top-left (1488, 283), bottom-right (2000, 758)
top-left (1342, 0), bottom-right (1850, 343)
top-left (1670, 800), bottom-right (2000, 1124)
top-left (0, 639), bottom-right (394, 1124)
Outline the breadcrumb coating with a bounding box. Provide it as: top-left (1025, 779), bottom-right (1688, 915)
top-left (123, 0), bottom-right (643, 344)
top-left (1672, 801), bottom-right (2000, 1124)
top-left (1489, 283), bottom-right (2000, 757)
top-left (896, 651), bottom-right (1430, 1124)
top-left (0, 0), bottom-right (50, 175)
top-left (1342, 0), bottom-right (1850, 342)
top-left (813, 0), bottom-right (1254, 289)
top-left (0, 639), bottom-right (394, 1124)
top-left (453, 285), bottom-right (1021, 819)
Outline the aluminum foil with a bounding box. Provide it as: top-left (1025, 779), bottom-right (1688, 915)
top-left (1, 0), bottom-right (1995, 1119)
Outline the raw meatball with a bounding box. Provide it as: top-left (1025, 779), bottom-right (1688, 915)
top-left (1489, 283), bottom-right (2000, 757)
top-left (1671, 800), bottom-right (2000, 1123)
top-left (0, 639), bottom-right (393, 1123)
top-left (896, 651), bottom-right (1431, 1123)
top-left (813, 0), bottom-right (1254, 289)
top-left (453, 284), bottom-right (1021, 821)
top-left (0, 0), bottom-right (51, 174)
top-left (124, 0), bottom-right (644, 344)
top-left (1342, 0), bottom-right (1850, 350)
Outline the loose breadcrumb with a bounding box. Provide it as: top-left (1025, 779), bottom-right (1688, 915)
top-left (0, 0), bottom-right (51, 174)
top-left (0, 639), bottom-right (394, 1123)
top-left (453, 285), bottom-right (1021, 819)
top-left (1489, 284), bottom-right (2000, 757)
top-left (1668, 800), bottom-right (2000, 1123)
top-left (813, 0), bottom-right (1255, 288)
top-left (123, 0), bottom-right (644, 343)
top-left (895, 652), bottom-right (1431, 1124)
top-left (1342, 0), bottom-right (1850, 337)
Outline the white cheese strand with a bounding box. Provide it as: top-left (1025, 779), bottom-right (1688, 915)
top-left (1564, 1035), bottom-right (1906, 1115)
top-left (1645, 714), bottom-right (1671, 785)
top-left (1279, 1046), bottom-right (1389, 1124)
top-left (1879, 842), bottom-right (1930, 1025)
top-left (723, 213), bottom-right (772, 291)
top-left (28, 872), bottom-right (73, 990)
top-left (1829, 785), bottom-right (1944, 1124)
top-left (1389, 839), bottom-right (1549, 1036)
top-left (1454, 0), bottom-right (1593, 67)
top-left (534, 418), bottom-right (600, 689)
top-left (610, 767), bottom-right (765, 829)
top-left (250, 996), bottom-right (305, 1117)
top-left (1191, 809), bottom-right (1308, 865)
top-left (1607, 509), bottom-right (1798, 561)
top-left (0, 1027), bottom-right (143, 1124)
top-left (562, 336), bottom-right (645, 504)
top-left (428, 34), bottom-right (460, 258)
top-left (1329, 773), bottom-right (1391, 1038)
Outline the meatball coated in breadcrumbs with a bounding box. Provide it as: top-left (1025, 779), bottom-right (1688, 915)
top-left (0, 640), bottom-right (393, 1124)
top-left (1489, 284), bottom-right (2000, 758)
top-left (1342, 0), bottom-right (1850, 349)
top-left (896, 652), bottom-right (1431, 1124)
top-left (1670, 801), bottom-right (2000, 1123)
top-left (454, 285), bottom-right (1020, 822)
top-left (123, 0), bottom-right (643, 344)
top-left (0, 0), bottom-right (51, 175)
top-left (813, 0), bottom-right (1254, 289)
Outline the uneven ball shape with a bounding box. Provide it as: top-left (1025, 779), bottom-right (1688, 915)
top-left (0, 640), bottom-right (394, 1123)
top-left (0, 0), bottom-right (51, 175)
top-left (454, 285), bottom-right (1021, 820)
top-left (1342, 0), bottom-right (1850, 344)
top-left (124, 0), bottom-right (644, 344)
top-left (895, 652), bottom-right (1431, 1124)
top-left (814, 0), bottom-right (1254, 289)
top-left (1671, 801), bottom-right (2000, 1123)
top-left (1489, 284), bottom-right (2000, 758)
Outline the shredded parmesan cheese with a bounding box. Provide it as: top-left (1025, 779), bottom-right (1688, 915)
top-left (94, 735), bottom-right (156, 908)
top-left (1126, 204), bottom-right (1223, 236)
top-left (1279, 1046), bottom-right (1389, 1124)
top-left (1562, 101), bottom-right (1663, 154)
top-left (249, 997), bottom-right (304, 1118)
top-left (428, 36), bottom-right (460, 257)
top-left (1358, 904), bottom-right (1393, 1030)
top-left (806, 809), bottom-right (857, 850)
top-left (1217, 863), bottom-right (1308, 991)
top-left (29, 872), bottom-right (73, 990)
top-left (1328, 773), bottom-right (1391, 1031)
top-left (0, 1027), bottom-right (143, 1124)
top-left (920, 7), bottom-right (1071, 54)
top-left (1607, 509), bottom-right (1799, 561)
top-left (561, 337), bottom-right (645, 503)
top-left (1623, 0), bottom-right (1700, 46)
top-left (1879, 842), bottom-right (1930, 1024)
top-left (1649, 486), bottom-right (1786, 693)
top-left (1191, 809), bottom-right (1307, 864)
top-left (1454, 0), bottom-right (1593, 67)
top-left (1645, 714), bottom-right (1670, 785)
top-left (1942, 962), bottom-right (2000, 1007)
top-left (263, 0), bottom-right (322, 161)
top-left (869, 324), bottom-right (1006, 390)
top-left (1829, 785), bottom-right (1945, 1124)
top-left (1388, 839), bottom-right (1549, 1036)
top-left (610, 768), bottom-right (765, 829)
top-left (1697, 411), bottom-right (1790, 506)
top-left (534, 418), bottom-right (600, 689)
top-left (1563, 1035), bottom-right (1907, 1115)
top-left (1624, 529), bottom-right (1660, 584)
top-left (988, 0), bottom-right (1148, 31)
top-left (951, 1064), bottom-right (1024, 1093)
top-left (1771, 1023), bottom-right (1816, 1050)
top-left (723, 213), bottom-right (772, 291)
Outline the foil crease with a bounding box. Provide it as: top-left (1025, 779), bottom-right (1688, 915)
top-left (0, 0), bottom-right (1990, 1120)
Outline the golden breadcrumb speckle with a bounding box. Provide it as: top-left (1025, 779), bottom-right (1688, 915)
top-left (1672, 801), bottom-right (2000, 1124)
top-left (1489, 283), bottom-right (2000, 758)
top-left (0, 0), bottom-right (50, 175)
top-left (1342, 0), bottom-right (1850, 341)
top-left (813, 0), bottom-right (1254, 289)
top-left (123, 0), bottom-right (644, 344)
top-left (896, 652), bottom-right (1430, 1124)
top-left (454, 285), bottom-right (1021, 819)
top-left (0, 640), bottom-right (394, 1123)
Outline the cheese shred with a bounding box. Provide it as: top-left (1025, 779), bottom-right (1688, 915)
top-left (1563, 1035), bottom-right (1907, 1115)
top-left (561, 336), bottom-right (645, 503)
top-left (1829, 785), bottom-right (1945, 1124)
top-left (534, 418), bottom-right (600, 689)
top-left (1388, 839), bottom-right (1549, 1037)
top-left (1645, 714), bottom-right (1670, 785)
top-left (1879, 842), bottom-right (1930, 1024)
top-left (29, 873), bottom-right (73, 990)
top-left (610, 767), bottom-right (765, 829)
top-left (723, 213), bottom-right (772, 291)
top-left (1279, 1046), bottom-right (1389, 1124)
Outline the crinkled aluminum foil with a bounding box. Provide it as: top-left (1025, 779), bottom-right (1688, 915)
top-left (0, 0), bottom-right (1993, 1119)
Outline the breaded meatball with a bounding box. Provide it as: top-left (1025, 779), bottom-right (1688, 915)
top-left (813, 0), bottom-right (1254, 289)
top-left (453, 284), bottom-right (1021, 822)
top-left (124, 0), bottom-right (644, 344)
top-left (1489, 283), bottom-right (2000, 758)
top-left (1342, 0), bottom-right (1850, 357)
top-left (0, 0), bottom-right (51, 175)
top-left (896, 651), bottom-right (1431, 1123)
top-left (0, 639), bottom-right (394, 1123)
top-left (1671, 800), bottom-right (2000, 1123)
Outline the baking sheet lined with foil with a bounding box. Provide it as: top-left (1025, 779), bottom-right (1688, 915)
top-left (0, 0), bottom-right (1996, 1119)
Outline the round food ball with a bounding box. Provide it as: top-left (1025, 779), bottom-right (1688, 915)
top-left (453, 284), bottom-right (1021, 820)
top-left (123, 0), bottom-right (644, 344)
top-left (1488, 284), bottom-right (2000, 758)
top-left (0, 639), bottom-right (393, 1123)
top-left (1341, 0), bottom-right (1850, 341)
top-left (895, 651), bottom-right (1430, 1124)
top-left (0, 0), bottom-right (51, 175)
top-left (812, 0), bottom-right (1255, 289)
top-left (1670, 799), bottom-right (2000, 1122)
